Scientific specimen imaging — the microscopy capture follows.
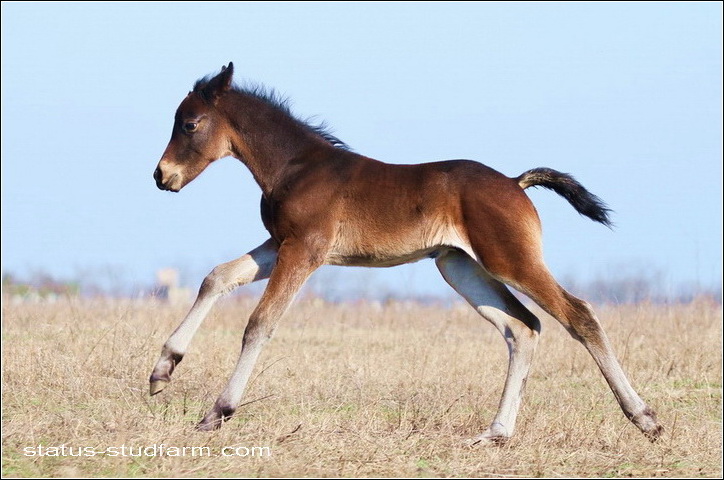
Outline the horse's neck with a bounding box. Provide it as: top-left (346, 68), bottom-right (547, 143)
top-left (224, 96), bottom-right (320, 196)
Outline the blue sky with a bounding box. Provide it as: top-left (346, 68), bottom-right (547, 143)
top-left (1, 2), bottom-right (721, 298)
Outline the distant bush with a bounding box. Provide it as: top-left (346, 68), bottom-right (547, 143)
top-left (2, 272), bottom-right (80, 299)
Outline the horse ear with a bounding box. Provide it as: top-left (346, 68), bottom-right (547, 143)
top-left (203, 62), bottom-right (234, 102)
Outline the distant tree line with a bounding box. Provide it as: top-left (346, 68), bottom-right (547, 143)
top-left (561, 266), bottom-right (721, 305)
top-left (2, 267), bottom-right (721, 305)
top-left (2, 272), bottom-right (80, 299)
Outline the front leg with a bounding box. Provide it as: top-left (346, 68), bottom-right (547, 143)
top-left (197, 239), bottom-right (322, 430)
top-left (149, 239), bottom-right (278, 395)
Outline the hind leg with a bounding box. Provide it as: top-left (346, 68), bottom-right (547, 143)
top-left (460, 175), bottom-right (661, 440)
top-left (498, 262), bottom-right (662, 440)
top-left (436, 249), bottom-right (541, 445)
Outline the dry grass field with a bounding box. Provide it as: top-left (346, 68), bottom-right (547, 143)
top-left (2, 294), bottom-right (721, 477)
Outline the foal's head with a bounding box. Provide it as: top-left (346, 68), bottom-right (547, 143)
top-left (153, 63), bottom-right (236, 192)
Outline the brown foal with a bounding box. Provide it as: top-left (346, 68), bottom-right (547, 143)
top-left (150, 63), bottom-right (662, 443)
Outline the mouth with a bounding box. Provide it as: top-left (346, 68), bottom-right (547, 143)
top-left (156, 173), bottom-right (180, 192)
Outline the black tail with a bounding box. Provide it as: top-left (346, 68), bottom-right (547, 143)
top-left (516, 167), bottom-right (613, 227)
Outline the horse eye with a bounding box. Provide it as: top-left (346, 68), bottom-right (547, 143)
top-left (183, 122), bottom-right (198, 133)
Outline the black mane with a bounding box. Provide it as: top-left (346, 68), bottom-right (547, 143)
top-left (193, 76), bottom-right (349, 151)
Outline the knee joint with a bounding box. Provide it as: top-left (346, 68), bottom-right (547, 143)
top-left (200, 268), bottom-right (232, 297)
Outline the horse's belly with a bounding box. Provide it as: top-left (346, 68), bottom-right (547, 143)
top-left (325, 222), bottom-right (473, 267)
top-left (325, 247), bottom-right (441, 268)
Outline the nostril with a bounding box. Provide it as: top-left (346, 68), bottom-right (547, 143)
top-left (153, 167), bottom-right (162, 182)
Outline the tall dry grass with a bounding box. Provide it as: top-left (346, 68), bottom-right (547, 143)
top-left (1, 295), bottom-right (721, 477)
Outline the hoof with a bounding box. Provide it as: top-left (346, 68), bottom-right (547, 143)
top-left (149, 351), bottom-right (183, 396)
top-left (464, 434), bottom-right (509, 447)
top-left (196, 419), bottom-right (222, 432)
top-left (149, 378), bottom-right (169, 396)
top-left (632, 407), bottom-right (663, 442)
top-left (196, 414), bottom-right (224, 432)
top-left (464, 423), bottom-right (510, 447)
top-left (643, 423), bottom-right (664, 443)
top-left (196, 405), bottom-right (235, 432)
